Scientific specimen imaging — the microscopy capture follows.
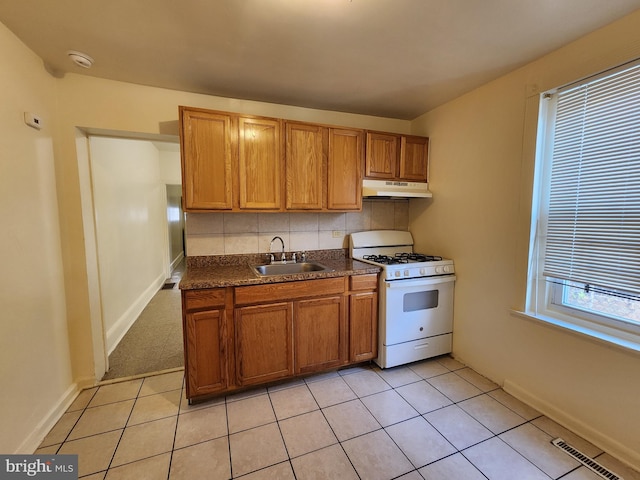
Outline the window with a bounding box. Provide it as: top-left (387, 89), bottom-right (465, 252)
top-left (527, 60), bottom-right (640, 350)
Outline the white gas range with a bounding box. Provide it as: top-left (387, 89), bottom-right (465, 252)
top-left (350, 230), bottom-right (456, 368)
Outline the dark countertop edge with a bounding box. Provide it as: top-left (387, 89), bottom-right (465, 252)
top-left (180, 253), bottom-right (380, 290)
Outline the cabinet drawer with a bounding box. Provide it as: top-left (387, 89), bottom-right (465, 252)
top-left (349, 274), bottom-right (378, 291)
top-left (235, 277), bottom-right (345, 305)
top-left (183, 288), bottom-right (226, 312)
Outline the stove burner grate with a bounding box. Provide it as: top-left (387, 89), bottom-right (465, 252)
top-left (363, 254), bottom-right (408, 265)
top-left (362, 253), bottom-right (444, 265)
top-left (395, 253), bottom-right (443, 262)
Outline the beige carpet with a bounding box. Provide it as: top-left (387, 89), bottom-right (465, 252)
top-left (102, 261), bottom-right (185, 381)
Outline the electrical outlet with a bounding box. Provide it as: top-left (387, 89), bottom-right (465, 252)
top-left (332, 230), bottom-right (343, 238)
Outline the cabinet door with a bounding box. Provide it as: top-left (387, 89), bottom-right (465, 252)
top-left (400, 135), bottom-right (429, 182)
top-left (328, 128), bottom-right (363, 211)
top-left (349, 291), bottom-right (378, 362)
top-left (238, 116), bottom-right (283, 210)
top-left (365, 132), bottom-right (399, 179)
top-left (285, 122), bottom-right (324, 210)
top-left (235, 302), bottom-right (293, 385)
top-left (180, 108), bottom-right (233, 210)
top-left (184, 309), bottom-right (227, 397)
top-left (294, 296), bottom-right (347, 374)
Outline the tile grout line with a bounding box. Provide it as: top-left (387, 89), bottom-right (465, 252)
top-left (304, 378), bottom-right (365, 480)
top-left (224, 393), bottom-right (233, 479)
top-left (103, 378), bottom-right (144, 475)
top-left (163, 376), bottom-right (185, 480)
top-left (52, 387), bottom-right (99, 454)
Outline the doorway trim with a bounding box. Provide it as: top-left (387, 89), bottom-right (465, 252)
top-left (76, 127), bottom-right (179, 381)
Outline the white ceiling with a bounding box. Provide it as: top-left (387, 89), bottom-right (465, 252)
top-left (1, 0), bottom-right (639, 120)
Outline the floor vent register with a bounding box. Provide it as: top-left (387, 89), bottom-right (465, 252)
top-left (551, 438), bottom-right (623, 480)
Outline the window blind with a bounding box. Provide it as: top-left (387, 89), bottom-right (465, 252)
top-left (543, 63), bottom-right (640, 296)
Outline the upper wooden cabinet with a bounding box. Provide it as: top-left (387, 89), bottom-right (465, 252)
top-left (285, 122), bottom-right (363, 211)
top-left (180, 106), bottom-right (365, 212)
top-left (365, 131), bottom-right (429, 182)
top-left (365, 132), bottom-right (398, 180)
top-left (327, 128), bottom-right (363, 211)
top-left (238, 116), bottom-right (283, 210)
top-left (180, 106), bottom-right (284, 212)
top-left (180, 108), bottom-right (234, 210)
top-left (400, 135), bottom-right (429, 182)
top-left (285, 122), bottom-right (324, 210)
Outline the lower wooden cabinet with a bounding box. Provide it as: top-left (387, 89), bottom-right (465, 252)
top-left (235, 302), bottom-right (293, 385)
top-left (349, 291), bottom-right (378, 362)
top-left (182, 289), bottom-right (228, 399)
top-left (349, 274), bottom-right (379, 362)
top-left (294, 296), bottom-right (347, 374)
top-left (182, 275), bottom-right (378, 401)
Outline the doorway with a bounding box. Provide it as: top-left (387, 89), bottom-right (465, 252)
top-left (86, 134), bottom-right (184, 381)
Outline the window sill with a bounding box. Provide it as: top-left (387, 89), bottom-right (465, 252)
top-left (510, 310), bottom-right (640, 354)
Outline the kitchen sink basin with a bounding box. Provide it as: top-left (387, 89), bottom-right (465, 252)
top-left (251, 262), bottom-right (334, 276)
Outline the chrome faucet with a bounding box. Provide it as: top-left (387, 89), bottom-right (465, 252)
top-left (269, 236), bottom-right (286, 263)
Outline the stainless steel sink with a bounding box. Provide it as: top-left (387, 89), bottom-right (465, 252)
top-left (251, 262), bottom-right (333, 276)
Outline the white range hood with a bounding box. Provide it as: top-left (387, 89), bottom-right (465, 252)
top-left (362, 179), bottom-right (432, 198)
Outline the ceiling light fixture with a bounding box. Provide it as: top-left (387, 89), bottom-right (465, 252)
top-left (67, 50), bottom-right (94, 69)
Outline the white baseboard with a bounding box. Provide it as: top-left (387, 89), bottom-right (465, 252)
top-left (18, 382), bottom-right (80, 454)
top-left (170, 252), bottom-right (184, 272)
top-left (106, 272), bottom-right (166, 355)
top-left (504, 379), bottom-right (640, 471)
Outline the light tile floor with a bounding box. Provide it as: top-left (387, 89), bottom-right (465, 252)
top-left (37, 356), bottom-right (639, 480)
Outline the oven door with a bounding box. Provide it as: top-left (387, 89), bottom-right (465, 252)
top-left (381, 275), bottom-right (455, 345)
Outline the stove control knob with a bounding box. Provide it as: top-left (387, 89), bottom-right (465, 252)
top-left (420, 268), bottom-right (426, 275)
top-left (444, 265), bottom-right (453, 273)
top-left (404, 270), bottom-right (410, 277)
top-left (435, 266), bottom-right (443, 274)
top-left (394, 271), bottom-right (401, 278)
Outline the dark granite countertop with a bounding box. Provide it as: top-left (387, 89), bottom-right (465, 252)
top-left (179, 249), bottom-right (380, 290)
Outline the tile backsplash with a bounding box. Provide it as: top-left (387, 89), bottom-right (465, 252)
top-left (185, 199), bottom-right (408, 256)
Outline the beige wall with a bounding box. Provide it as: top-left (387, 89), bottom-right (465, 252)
top-left (409, 10), bottom-right (640, 467)
top-left (0, 23), bottom-right (74, 452)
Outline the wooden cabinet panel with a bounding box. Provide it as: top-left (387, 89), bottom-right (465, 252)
top-left (328, 128), bottom-right (363, 211)
top-left (180, 106), bottom-right (365, 213)
top-left (182, 275), bottom-right (378, 401)
top-left (235, 277), bottom-right (345, 305)
top-left (235, 302), bottom-right (293, 385)
top-left (184, 288), bottom-right (226, 312)
top-left (400, 135), bottom-right (429, 182)
top-left (349, 291), bottom-right (378, 362)
top-left (365, 131), bottom-right (429, 183)
top-left (286, 122), bottom-right (324, 210)
top-left (184, 309), bottom-right (227, 397)
top-left (238, 116), bottom-right (282, 210)
top-left (294, 296), bottom-right (347, 374)
top-left (365, 132), bottom-right (399, 179)
top-left (180, 108), bottom-right (233, 210)
top-left (349, 274), bottom-right (378, 291)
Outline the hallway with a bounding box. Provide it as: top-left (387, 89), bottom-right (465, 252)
top-left (102, 261), bottom-right (185, 381)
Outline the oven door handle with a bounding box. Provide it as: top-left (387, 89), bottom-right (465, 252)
top-left (386, 275), bottom-right (456, 289)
